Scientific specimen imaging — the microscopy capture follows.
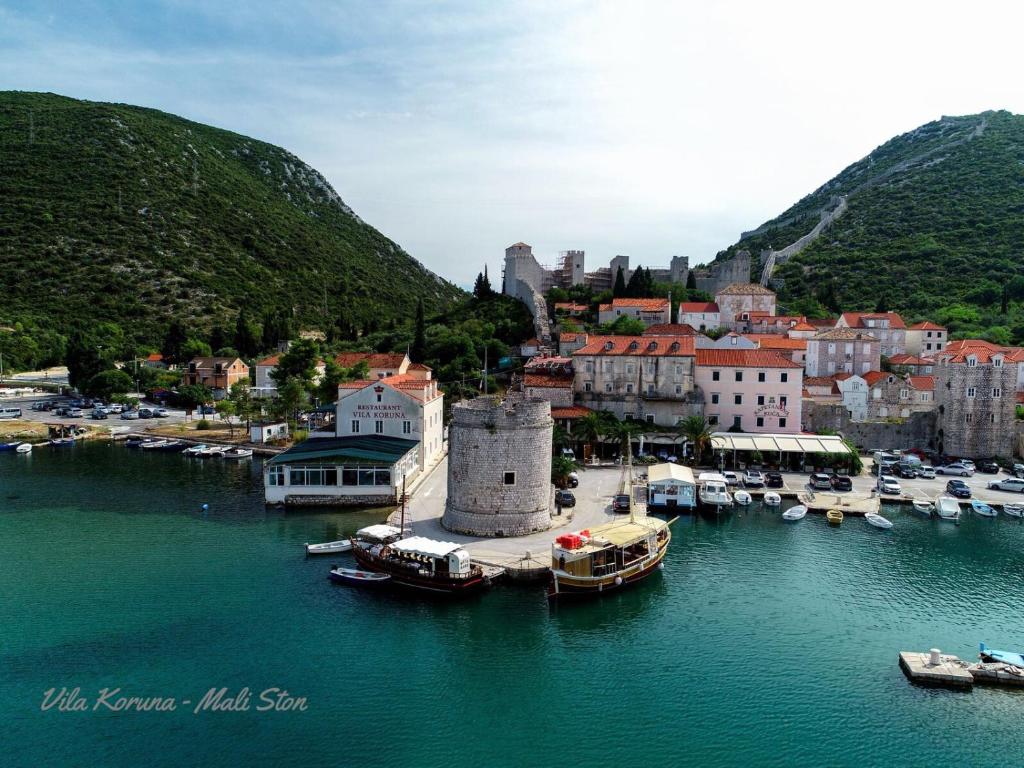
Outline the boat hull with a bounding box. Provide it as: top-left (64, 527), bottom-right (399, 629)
top-left (351, 544), bottom-right (486, 597)
top-left (548, 537), bottom-right (669, 600)
top-left (305, 541), bottom-right (353, 555)
top-left (328, 569), bottom-right (390, 587)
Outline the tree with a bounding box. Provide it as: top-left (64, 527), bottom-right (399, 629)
top-left (316, 358), bottom-right (344, 403)
top-left (613, 266), bottom-right (627, 297)
top-left (551, 455), bottom-right (576, 488)
top-left (552, 424), bottom-right (572, 454)
top-left (177, 383), bottom-right (212, 416)
top-left (625, 267), bottom-right (643, 297)
top-left (678, 415), bottom-right (712, 464)
top-left (234, 308), bottom-right (260, 358)
top-left (182, 337), bottom-right (212, 360)
top-left (86, 369), bottom-right (133, 400)
top-left (686, 271), bottom-right (697, 290)
top-left (66, 328), bottom-right (113, 389)
top-left (598, 315), bottom-right (646, 335)
top-left (216, 399), bottom-right (237, 437)
top-left (473, 266), bottom-right (493, 299)
top-left (229, 381), bottom-right (259, 431)
top-left (411, 297), bottom-right (426, 363)
top-left (273, 377), bottom-right (308, 423)
top-left (269, 337), bottom-right (320, 392)
top-left (209, 326), bottom-right (227, 354)
top-left (162, 321), bottom-right (188, 365)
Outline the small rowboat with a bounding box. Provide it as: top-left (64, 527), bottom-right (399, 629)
top-left (912, 499), bottom-right (934, 516)
top-left (139, 439), bottom-right (168, 450)
top-left (182, 444), bottom-right (208, 456)
top-left (222, 447), bottom-right (253, 460)
top-left (328, 567), bottom-right (391, 587)
top-left (197, 445), bottom-right (225, 457)
top-left (826, 509), bottom-right (844, 526)
top-left (980, 642), bottom-right (1024, 667)
top-left (763, 492), bottom-right (781, 506)
top-left (733, 490), bottom-right (752, 506)
top-left (971, 500), bottom-right (997, 517)
top-left (865, 512), bottom-right (893, 530)
top-left (0, 441), bottom-right (31, 453)
top-left (782, 505), bottom-right (807, 521)
top-left (305, 540), bottom-right (353, 555)
top-left (1002, 503), bottom-right (1024, 519)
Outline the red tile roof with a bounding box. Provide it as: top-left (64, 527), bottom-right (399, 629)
top-left (862, 371), bottom-right (887, 386)
top-left (937, 339), bottom-right (1009, 364)
top-left (522, 338), bottom-right (543, 347)
top-left (523, 374), bottom-right (573, 388)
top-left (554, 302), bottom-right (588, 312)
top-left (888, 354), bottom-right (933, 366)
top-left (146, 353), bottom-right (164, 362)
top-left (909, 375), bottom-right (935, 391)
top-left (257, 354), bottom-right (280, 366)
top-left (551, 406), bottom-right (593, 419)
top-left (804, 376), bottom-right (837, 387)
top-left (606, 298), bottom-right (671, 311)
top-left (335, 352), bottom-right (410, 370)
top-left (744, 334), bottom-right (808, 351)
top-left (695, 349), bottom-right (803, 368)
top-left (574, 335), bottom-right (696, 357)
top-left (808, 317), bottom-right (837, 328)
top-left (715, 283), bottom-right (776, 296)
top-left (909, 321), bottom-right (945, 331)
top-left (643, 323), bottom-right (698, 336)
top-left (839, 311), bottom-right (907, 330)
top-left (679, 302), bottom-right (719, 313)
top-left (559, 332), bottom-right (584, 342)
top-left (791, 321), bottom-right (817, 331)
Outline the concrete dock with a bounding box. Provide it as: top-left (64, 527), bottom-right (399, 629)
top-left (899, 650), bottom-right (1024, 690)
top-left (798, 491), bottom-right (880, 516)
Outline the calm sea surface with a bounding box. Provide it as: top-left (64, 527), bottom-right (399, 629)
top-left (2, 443), bottom-right (1023, 767)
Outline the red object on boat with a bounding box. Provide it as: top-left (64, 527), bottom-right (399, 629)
top-left (556, 534), bottom-right (584, 549)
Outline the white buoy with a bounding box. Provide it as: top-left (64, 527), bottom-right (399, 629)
top-left (929, 648), bottom-right (941, 665)
top-left (201, 503), bottom-right (209, 511)
top-left (614, 575), bottom-right (623, 586)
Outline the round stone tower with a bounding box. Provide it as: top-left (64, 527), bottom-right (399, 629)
top-left (442, 393), bottom-right (554, 537)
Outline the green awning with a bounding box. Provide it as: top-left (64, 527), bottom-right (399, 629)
top-left (268, 436), bottom-right (419, 467)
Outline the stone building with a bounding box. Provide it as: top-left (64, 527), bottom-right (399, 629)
top-left (572, 335), bottom-right (701, 426)
top-left (713, 283), bottom-right (777, 331)
top-left (905, 321), bottom-right (947, 356)
top-left (521, 357), bottom-right (575, 407)
top-left (443, 394), bottom-right (554, 537)
top-left (805, 328), bottom-right (880, 377)
top-left (597, 298), bottom-right (672, 327)
top-left (935, 340), bottom-right (1018, 458)
top-left (863, 372), bottom-right (935, 420)
top-left (835, 312), bottom-right (907, 357)
top-left (678, 302), bottom-right (720, 331)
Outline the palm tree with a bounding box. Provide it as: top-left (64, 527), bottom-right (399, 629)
top-left (552, 424), bottom-right (572, 454)
top-left (574, 413), bottom-right (602, 461)
top-left (677, 415), bottom-right (712, 465)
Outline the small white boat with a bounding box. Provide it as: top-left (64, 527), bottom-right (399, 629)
top-left (865, 512), bottom-right (893, 530)
top-left (15, 442), bottom-right (33, 453)
top-left (305, 540), bottom-right (353, 555)
top-left (139, 439), bottom-right (168, 450)
top-left (733, 490), bottom-right (752, 506)
top-left (782, 505), bottom-right (807, 521)
top-left (1002, 503), bottom-right (1024, 519)
top-left (328, 567), bottom-right (391, 587)
top-left (182, 443), bottom-right (208, 456)
top-left (763, 492), bottom-right (781, 506)
top-left (197, 445), bottom-right (225, 457)
top-left (935, 496), bottom-right (961, 522)
top-left (912, 499), bottom-right (934, 516)
top-left (971, 500), bottom-right (997, 518)
top-left (222, 447), bottom-right (253, 459)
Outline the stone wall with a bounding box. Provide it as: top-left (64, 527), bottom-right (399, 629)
top-left (935, 361), bottom-right (1018, 458)
top-left (694, 250), bottom-right (752, 295)
top-left (443, 394), bottom-right (554, 537)
top-left (802, 400), bottom-right (938, 451)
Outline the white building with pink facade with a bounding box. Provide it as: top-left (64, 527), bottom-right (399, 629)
top-left (694, 349), bottom-right (803, 433)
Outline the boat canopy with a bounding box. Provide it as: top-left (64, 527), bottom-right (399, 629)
top-left (648, 463), bottom-right (695, 484)
top-left (391, 536), bottom-right (465, 559)
top-left (357, 524), bottom-right (403, 541)
top-left (587, 519), bottom-right (665, 547)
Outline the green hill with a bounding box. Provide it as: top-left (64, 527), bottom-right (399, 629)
top-left (718, 110), bottom-right (1024, 343)
top-left (0, 91), bottom-right (463, 355)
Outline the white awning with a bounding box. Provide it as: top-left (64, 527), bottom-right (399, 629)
top-left (710, 432), bottom-right (852, 456)
top-left (357, 524), bottom-right (402, 541)
top-left (392, 536), bottom-right (464, 558)
top-left (796, 438), bottom-right (826, 453)
top-left (775, 437), bottom-right (803, 452)
top-left (753, 436), bottom-right (779, 452)
top-left (648, 463), bottom-right (695, 484)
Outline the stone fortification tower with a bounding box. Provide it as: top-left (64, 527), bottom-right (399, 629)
top-left (442, 393), bottom-right (554, 537)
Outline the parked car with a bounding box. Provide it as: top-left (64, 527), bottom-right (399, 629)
top-left (743, 470), bottom-right (765, 488)
top-left (936, 462), bottom-right (974, 477)
top-left (65, 408), bottom-right (83, 418)
top-left (810, 473), bottom-right (832, 490)
top-left (946, 479), bottom-right (972, 499)
top-left (108, 403), bottom-right (124, 414)
top-left (198, 404), bottom-right (216, 415)
top-left (53, 406), bottom-right (70, 417)
top-left (612, 494), bottom-right (631, 514)
top-left (1014, 463), bottom-right (1024, 479)
top-left (871, 461), bottom-right (898, 476)
top-left (555, 490), bottom-right (576, 507)
top-left (879, 476), bottom-right (902, 495)
top-left (137, 408), bottom-right (153, 418)
top-left (31, 401), bottom-right (50, 411)
top-left (918, 466), bottom-right (936, 479)
top-left (975, 459), bottom-right (999, 474)
top-left (831, 475), bottom-right (853, 492)
top-left (152, 407), bottom-right (169, 418)
top-left (722, 471), bottom-right (741, 488)
top-left (897, 464), bottom-right (918, 479)
top-left (90, 409), bottom-right (108, 420)
top-left (567, 471), bottom-right (579, 489)
top-left (120, 410), bottom-right (140, 420)
top-left (987, 477), bottom-right (1024, 493)
top-left (764, 471), bottom-right (784, 489)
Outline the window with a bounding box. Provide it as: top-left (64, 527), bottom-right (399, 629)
top-left (675, 365), bottom-right (682, 375)
top-left (780, 396), bottom-right (787, 407)
top-left (758, 372), bottom-right (766, 382)
top-left (626, 364), bottom-right (634, 374)
top-left (503, 471), bottom-right (516, 485)
top-left (967, 357), bottom-right (977, 367)
top-left (732, 416), bottom-right (742, 429)
top-left (402, 420), bottom-right (411, 434)
top-left (605, 383), bottom-right (612, 393)
top-left (967, 387), bottom-right (976, 398)
top-left (926, 343), bottom-right (932, 351)
top-left (711, 393), bottom-right (719, 404)
top-left (992, 387), bottom-right (1002, 398)
top-left (966, 413), bottom-right (973, 424)
top-left (376, 393), bottom-right (382, 403)
top-left (845, 343), bottom-right (854, 354)
top-left (712, 371), bottom-right (720, 381)
top-left (994, 357), bottom-right (1003, 368)
top-left (899, 389), bottom-right (909, 400)
top-left (828, 343), bottom-right (836, 354)
top-left (708, 415), bottom-right (719, 426)
top-left (991, 413), bottom-right (996, 423)
top-left (267, 466), bottom-right (284, 486)
top-left (375, 420), bottom-right (384, 434)
top-left (781, 373), bottom-right (788, 383)
top-left (626, 384), bottom-right (634, 394)
top-left (675, 385), bottom-right (682, 395)
top-left (586, 361), bottom-right (594, 372)
top-left (873, 389), bottom-right (881, 400)
top-left (735, 371), bottom-right (743, 382)
top-left (646, 384), bottom-right (655, 395)
top-left (863, 343), bottom-right (871, 354)
top-left (734, 394), bottom-right (742, 405)
top-left (584, 382), bottom-right (592, 392)
top-left (646, 414), bottom-right (655, 424)
top-left (757, 395), bottom-right (765, 406)
top-left (779, 418), bottom-right (787, 428)
top-left (861, 362), bottom-right (870, 373)
top-left (351, 420), bottom-right (360, 433)
top-left (756, 417), bottom-right (764, 427)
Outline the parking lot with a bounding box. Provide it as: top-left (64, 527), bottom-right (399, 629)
top-left (0, 392), bottom-right (190, 432)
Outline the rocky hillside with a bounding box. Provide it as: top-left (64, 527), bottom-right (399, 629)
top-left (0, 91), bottom-right (463, 345)
top-left (717, 111), bottom-right (1024, 341)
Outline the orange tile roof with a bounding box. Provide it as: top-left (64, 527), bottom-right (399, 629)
top-left (554, 302), bottom-right (588, 312)
top-left (335, 352), bottom-right (410, 370)
top-left (695, 349), bottom-right (803, 368)
top-left (744, 334), bottom-right (808, 350)
top-left (840, 311), bottom-right (907, 330)
top-left (938, 339), bottom-right (1009, 364)
top-left (257, 354), bottom-right (281, 366)
top-left (551, 406), bottom-right (593, 419)
top-left (909, 375), bottom-right (935, 391)
top-left (523, 374), bottom-right (573, 388)
top-left (643, 323), bottom-right (698, 336)
top-left (716, 283), bottom-right (776, 296)
top-left (804, 376), bottom-right (837, 387)
top-left (791, 321), bottom-right (817, 331)
top-left (146, 353), bottom-right (164, 362)
top-left (909, 321), bottom-right (945, 330)
top-left (862, 371), bottom-right (887, 386)
top-left (559, 332), bottom-right (584, 342)
top-left (607, 298), bottom-right (671, 310)
top-left (888, 354), bottom-right (933, 366)
top-left (832, 372), bottom-right (853, 381)
top-left (812, 328), bottom-right (880, 341)
top-left (574, 335), bottom-right (696, 357)
top-left (679, 302), bottom-right (719, 313)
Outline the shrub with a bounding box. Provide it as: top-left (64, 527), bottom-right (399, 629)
top-left (195, 419), bottom-right (211, 430)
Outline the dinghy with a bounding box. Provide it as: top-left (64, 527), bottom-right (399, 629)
top-left (197, 445), bottom-right (225, 457)
top-left (48, 437), bottom-right (75, 447)
top-left (826, 509), bottom-right (844, 526)
top-left (328, 567), bottom-right (392, 587)
top-left (1002, 503), bottom-right (1024, 519)
top-left (763, 492), bottom-right (781, 506)
top-left (182, 444), bottom-right (208, 456)
top-left (935, 496), bottom-right (961, 522)
top-left (912, 499), bottom-right (934, 516)
top-left (305, 540), bottom-right (353, 556)
top-left (979, 642), bottom-right (1024, 667)
top-left (865, 512), bottom-right (893, 530)
top-left (733, 490), bottom-right (752, 505)
top-left (15, 442), bottom-right (32, 453)
top-left (139, 439), bottom-right (168, 450)
top-left (0, 441), bottom-right (31, 452)
top-left (971, 500), bottom-right (997, 517)
top-left (782, 505), bottom-right (807, 521)
top-left (222, 447), bottom-right (253, 460)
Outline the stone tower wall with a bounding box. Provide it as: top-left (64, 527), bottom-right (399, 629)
top-left (935, 362), bottom-right (1017, 458)
top-left (443, 394), bottom-right (554, 537)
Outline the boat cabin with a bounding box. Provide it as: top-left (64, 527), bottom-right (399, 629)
top-left (647, 463), bottom-right (696, 509)
top-left (551, 521), bottom-right (666, 578)
top-left (389, 537), bottom-right (474, 577)
top-left (354, 524), bottom-right (403, 544)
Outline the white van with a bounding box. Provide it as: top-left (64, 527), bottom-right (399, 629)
top-left (0, 407), bottom-right (22, 419)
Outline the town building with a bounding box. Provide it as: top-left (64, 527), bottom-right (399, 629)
top-left (710, 333), bottom-right (757, 350)
top-left (678, 302), bottom-right (720, 331)
top-left (934, 340), bottom-right (1018, 458)
top-left (183, 357), bottom-right (250, 396)
top-left (558, 332), bottom-right (589, 356)
top-left (694, 349), bottom-right (803, 433)
top-left (643, 323), bottom-right (699, 336)
top-left (805, 329), bottom-right (880, 377)
top-left (572, 335), bottom-right (700, 426)
top-left (713, 283), bottom-right (777, 332)
top-left (553, 302), bottom-right (588, 317)
top-left (887, 354), bottom-right (935, 375)
top-left (143, 353), bottom-right (168, 369)
top-left (834, 373), bottom-right (869, 422)
top-left (597, 298), bottom-right (672, 327)
top-left (334, 352), bottom-right (425, 380)
top-left (254, 354), bottom-right (327, 397)
top-left (905, 321), bottom-right (947, 356)
top-left (748, 315), bottom-right (807, 335)
top-left (835, 312), bottom-right (907, 357)
top-left (744, 334), bottom-right (808, 366)
top-left (521, 357), bottom-right (575, 407)
top-left (863, 372), bottom-right (936, 420)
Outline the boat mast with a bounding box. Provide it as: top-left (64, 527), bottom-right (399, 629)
top-left (400, 473), bottom-right (407, 535)
top-left (627, 438), bottom-right (635, 523)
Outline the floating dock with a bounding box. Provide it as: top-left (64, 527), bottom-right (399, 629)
top-left (899, 650), bottom-right (1024, 690)
top-left (798, 491), bottom-right (880, 516)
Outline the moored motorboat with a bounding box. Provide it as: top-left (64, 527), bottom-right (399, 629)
top-left (139, 439), bottom-right (168, 450)
top-left (763, 492), bottom-right (781, 506)
top-left (124, 438), bottom-right (145, 448)
top-left (864, 512), bottom-right (893, 530)
top-left (697, 472), bottom-right (732, 513)
top-left (912, 499), bottom-right (935, 516)
top-left (48, 437), bottom-right (75, 447)
top-left (971, 500), bottom-right (997, 517)
top-left (979, 642), bottom-right (1024, 667)
top-left (182, 443), bottom-right (208, 456)
top-left (15, 442), bottom-right (33, 453)
top-left (935, 496), bottom-right (961, 522)
top-left (0, 441), bottom-right (31, 452)
top-left (328, 567), bottom-right (391, 587)
top-left (1002, 503), bottom-right (1024, 519)
top-left (782, 505), bottom-right (807, 521)
top-left (222, 447), bottom-right (253, 459)
top-left (733, 490), bottom-right (752, 506)
top-left (826, 509), bottom-right (844, 526)
top-left (197, 445), bottom-right (225, 457)
top-left (305, 540), bottom-right (353, 555)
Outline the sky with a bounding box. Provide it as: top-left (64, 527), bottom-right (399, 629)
top-left (3, 1), bottom-right (1024, 288)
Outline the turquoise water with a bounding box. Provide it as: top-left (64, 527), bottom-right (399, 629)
top-left (2, 444), bottom-right (1023, 767)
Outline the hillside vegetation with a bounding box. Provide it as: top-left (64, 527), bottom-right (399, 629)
top-left (0, 91), bottom-right (463, 365)
top-left (718, 110), bottom-right (1024, 342)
